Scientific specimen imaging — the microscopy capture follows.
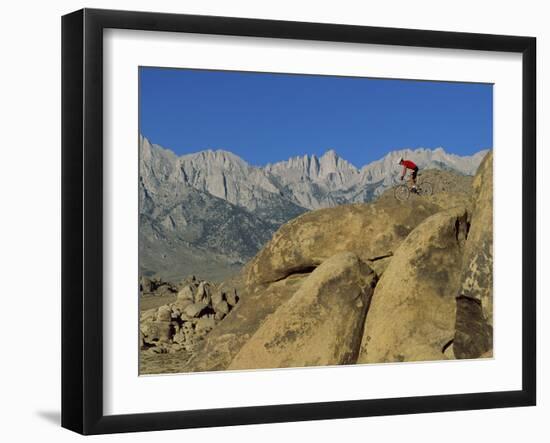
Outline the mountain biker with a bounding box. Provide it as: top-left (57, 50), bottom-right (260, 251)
top-left (398, 157), bottom-right (419, 192)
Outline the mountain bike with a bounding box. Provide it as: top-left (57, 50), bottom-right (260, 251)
top-left (393, 177), bottom-right (433, 201)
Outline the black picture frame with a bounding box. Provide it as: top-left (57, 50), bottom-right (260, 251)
top-left (61, 8), bottom-right (536, 435)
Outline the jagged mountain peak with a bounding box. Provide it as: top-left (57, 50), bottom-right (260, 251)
top-left (321, 148), bottom-right (337, 158)
top-left (191, 148), bottom-right (244, 160)
top-left (319, 149), bottom-right (359, 174)
top-left (140, 136), bottom-right (250, 169)
top-left (179, 148), bottom-right (250, 170)
top-left (141, 135), bottom-right (178, 161)
top-left (265, 148), bottom-right (359, 183)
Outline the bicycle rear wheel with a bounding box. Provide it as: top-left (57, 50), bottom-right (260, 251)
top-left (419, 181), bottom-right (433, 196)
top-left (394, 185), bottom-right (410, 201)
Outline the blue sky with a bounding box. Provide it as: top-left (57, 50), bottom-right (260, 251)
top-left (139, 67), bottom-right (492, 168)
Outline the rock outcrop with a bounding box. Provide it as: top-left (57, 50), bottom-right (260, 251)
top-left (357, 207), bottom-right (469, 363)
top-left (178, 273), bottom-right (305, 372)
top-left (230, 253), bottom-right (377, 370)
top-left (140, 151), bottom-right (493, 374)
top-left (139, 276), bottom-right (177, 296)
top-left (140, 277), bottom-right (240, 359)
top-left (453, 152), bottom-right (493, 358)
top-left (246, 197), bottom-right (442, 285)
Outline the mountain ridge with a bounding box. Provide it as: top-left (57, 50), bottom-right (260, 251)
top-left (156, 141), bottom-right (488, 173)
top-left (139, 135), bottom-right (489, 281)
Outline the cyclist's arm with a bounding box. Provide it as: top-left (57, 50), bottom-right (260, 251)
top-left (400, 165), bottom-right (406, 179)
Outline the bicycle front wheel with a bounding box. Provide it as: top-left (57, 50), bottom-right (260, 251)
top-left (419, 181), bottom-right (433, 196)
top-left (394, 185), bottom-right (410, 201)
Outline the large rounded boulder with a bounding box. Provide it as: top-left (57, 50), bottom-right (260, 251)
top-left (229, 253), bottom-right (377, 370)
top-left (246, 199), bottom-right (442, 286)
top-left (358, 206), bottom-right (469, 363)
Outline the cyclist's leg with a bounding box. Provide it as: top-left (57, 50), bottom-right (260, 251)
top-left (408, 170), bottom-right (416, 191)
top-left (411, 168), bottom-right (418, 190)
